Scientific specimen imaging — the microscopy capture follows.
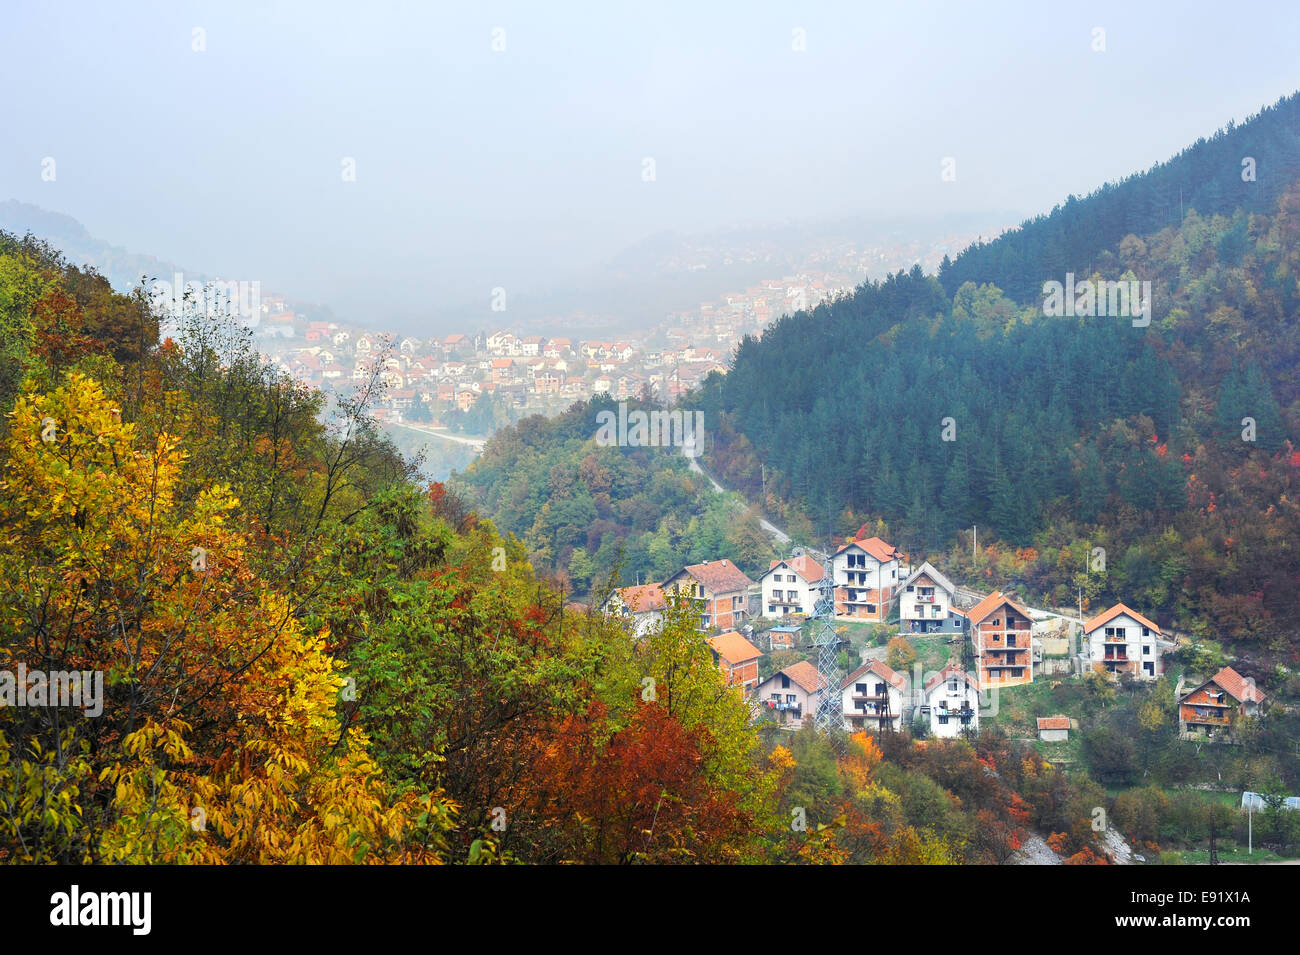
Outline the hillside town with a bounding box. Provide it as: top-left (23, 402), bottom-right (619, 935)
top-left (600, 526), bottom-right (1269, 744)
top-left (247, 272), bottom-right (854, 429)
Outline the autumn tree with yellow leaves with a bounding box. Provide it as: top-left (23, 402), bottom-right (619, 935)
top-left (0, 373), bottom-right (457, 863)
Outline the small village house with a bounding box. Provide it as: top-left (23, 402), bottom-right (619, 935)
top-left (1036, 716), bottom-right (1070, 742)
top-left (603, 583), bottom-right (666, 638)
top-left (756, 661), bottom-right (828, 729)
top-left (967, 590), bottom-right (1034, 690)
top-left (1178, 666), bottom-right (1267, 739)
top-left (663, 560), bottom-right (755, 632)
top-left (760, 554), bottom-right (825, 618)
top-left (708, 631), bottom-right (764, 695)
top-left (1084, 603), bottom-right (1166, 681)
top-left (840, 660), bottom-right (907, 733)
top-left (924, 666), bottom-right (980, 738)
top-left (765, 624), bottom-right (801, 651)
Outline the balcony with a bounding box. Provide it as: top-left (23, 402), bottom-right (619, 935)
top-left (852, 694), bottom-right (889, 704)
top-left (916, 593), bottom-right (936, 603)
top-left (1184, 711), bottom-right (1230, 726)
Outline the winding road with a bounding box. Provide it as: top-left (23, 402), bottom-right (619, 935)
top-left (681, 440), bottom-right (791, 545)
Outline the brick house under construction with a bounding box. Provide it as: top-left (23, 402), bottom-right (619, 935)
top-left (967, 590), bottom-right (1034, 690)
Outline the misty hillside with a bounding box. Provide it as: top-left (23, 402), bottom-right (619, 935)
top-left (938, 91), bottom-right (1300, 299)
top-left (464, 94), bottom-right (1300, 654)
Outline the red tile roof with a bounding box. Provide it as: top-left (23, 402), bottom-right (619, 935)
top-left (779, 660), bottom-right (828, 695)
top-left (841, 659), bottom-right (906, 692)
top-left (1083, 602), bottom-right (1161, 635)
top-left (1037, 716), bottom-right (1070, 731)
top-left (966, 590), bottom-right (1032, 626)
top-left (615, 583), bottom-right (666, 613)
top-left (766, 554), bottom-right (825, 583)
top-left (708, 631), bottom-right (763, 666)
top-left (1210, 666), bottom-right (1266, 705)
top-left (836, 535), bottom-right (898, 563)
top-left (670, 560), bottom-right (755, 595)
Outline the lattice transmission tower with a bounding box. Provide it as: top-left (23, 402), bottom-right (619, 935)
top-left (809, 564), bottom-right (844, 746)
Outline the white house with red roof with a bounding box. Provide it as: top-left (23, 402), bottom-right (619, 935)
top-left (603, 583), bottom-right (667, 638)
top-left (759, 554), bottom-right (825, 618)
top-left (831, 532), bottom-right (901, 621)
top-left (840, 660), bottom-right (907, 732)
top-left (924, 665), bottom-right (980, 738)
top-left (1083, 602), bottom-right (1167, 681)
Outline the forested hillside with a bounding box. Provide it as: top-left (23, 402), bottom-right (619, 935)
top-left (937, 91), bottom-right (1300, 298)
top-left (452, 396), bottom-right (780, 595)
top-left (684, 120), bottom-right (1300, 655)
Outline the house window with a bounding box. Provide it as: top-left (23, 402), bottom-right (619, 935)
top-left (938, 714), bottom-right (949, 725)
top-left (855, 683), bottom-right (867, 694)
top-left (949, 680), bottom-right (957, 691)
top-left (1143, 645), bottom-right (1151, 655)
top-left (780, 675), bottom-right (790, 689)
top-left (768, 605), bottom-right (775, 614)
top-left (874, 683), bottom-right (886, 695)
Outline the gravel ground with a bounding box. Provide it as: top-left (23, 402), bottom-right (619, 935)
top-left (1010, 832), bottom-right (1062, 865)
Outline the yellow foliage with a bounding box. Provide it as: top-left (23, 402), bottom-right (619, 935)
top-left (0, 373), bottom-right (456, 863)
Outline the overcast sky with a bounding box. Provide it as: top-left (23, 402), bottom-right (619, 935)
top-left (3, 0), bottom-right (1298, 331)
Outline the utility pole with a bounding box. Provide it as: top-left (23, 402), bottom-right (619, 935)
top-left (972, 525), bottom-right (977, 562)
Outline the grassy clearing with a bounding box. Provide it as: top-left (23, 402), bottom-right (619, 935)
top-left (907, 633), bottom-right (960, 673)
top-left (1176, 843), bottom-right (1290, 864)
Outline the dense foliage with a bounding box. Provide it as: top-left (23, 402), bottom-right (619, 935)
top-left (691, 182), bottom-right (1300, 652)
top-left (452, 395), bottom-right (780, 596)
